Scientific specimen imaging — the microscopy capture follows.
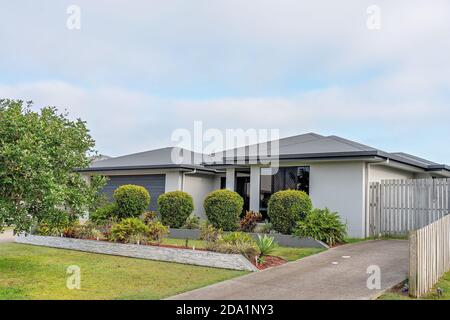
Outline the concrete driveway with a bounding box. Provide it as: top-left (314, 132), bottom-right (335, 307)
top-left (168, 240), bottom-right (408, 300)
top-left (0, 229), bottom-right (15, 243)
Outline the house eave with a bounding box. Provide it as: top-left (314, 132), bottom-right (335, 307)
top-left (76, 164), bottom-right (218, 174)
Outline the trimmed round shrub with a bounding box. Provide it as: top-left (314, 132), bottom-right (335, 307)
top-left (157, 191), bottom-right (194, 228)
top-left (268, 190), bottom-right (312, 234)
top-left (113, 185), bottom-right (150, 219)
top-left (203, 189), bottom-right (243, 231)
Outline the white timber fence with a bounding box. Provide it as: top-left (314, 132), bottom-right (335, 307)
top-left (369, 179), bottom-right (450, 236)
top-left (409, 214), bottom-right (450, 297)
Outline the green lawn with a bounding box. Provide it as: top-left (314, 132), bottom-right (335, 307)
top-left (344, 235), bottom-right (409, 244)
top-left (161, 238), bottom-right (325, 262)
top-left (380, 271), bottom-right (450, 300)
top-left (0, 243), bottom-right (247, 300)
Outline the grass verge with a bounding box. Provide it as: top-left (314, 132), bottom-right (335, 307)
top-left (0, 243), bottom-right (247, 300)
top-left (379, 271), bottom-right (450, 300)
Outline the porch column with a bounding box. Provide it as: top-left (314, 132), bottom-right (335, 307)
top-left (250, 166), bottom-right (261, 212)
top-left (226, 168), bottom-right (236, 190)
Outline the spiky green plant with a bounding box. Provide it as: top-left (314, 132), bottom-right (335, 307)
top-left (256, 234), bottom-right (278, 256)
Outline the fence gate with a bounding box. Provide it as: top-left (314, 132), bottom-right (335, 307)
top-left (369, 178), bottom-right (450, 236)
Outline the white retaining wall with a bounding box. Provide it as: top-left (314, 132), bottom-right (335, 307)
top-left (15, 235), bottom-right (258, 272)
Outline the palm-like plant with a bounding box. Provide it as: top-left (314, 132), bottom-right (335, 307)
top-left (256, 234), bottom-right (278, 256)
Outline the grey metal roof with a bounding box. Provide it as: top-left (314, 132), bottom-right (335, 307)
top-left (391, 152), bottom-right (438, 166)
top-left (79, 147), bottom-right (215, 172)
top-left (215, 133), bottom-right (377, 160)
top-left (79, 133), bottom-right (449, 173)
top-left (212, 133), bottom-right (448, 171)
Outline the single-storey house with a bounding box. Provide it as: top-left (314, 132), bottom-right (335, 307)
top-left (79, 133), bottom-right (450, 238)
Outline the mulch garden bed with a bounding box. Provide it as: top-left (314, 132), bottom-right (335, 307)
top-left (255, 256), bottom-right (287, 270)
top-left (147, 242), bottom-right (208, 251)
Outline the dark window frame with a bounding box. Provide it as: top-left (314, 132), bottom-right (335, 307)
top-left (259, 166), bottom-right (310, 215)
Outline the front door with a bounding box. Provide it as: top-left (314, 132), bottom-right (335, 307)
top-left (236, 176), bottom-right (250, 214)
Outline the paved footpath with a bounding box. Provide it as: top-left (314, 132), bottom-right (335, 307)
top-left (168, 240), bottom-right (408, 300)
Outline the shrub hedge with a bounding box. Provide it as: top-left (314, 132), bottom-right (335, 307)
top-left (294, 208), bottom-right (347, 246)
top-left (108, 217), bottom-right (149, 243)
top-left (90, 202), bottom-right (117, 224)
top-left (267, 190), bottom-right (312, 234)
top-left (203, 189), bottom-right (243, 231)
top-left (158, 191), bottom-right (194, 228)
top-left (113, 185), bottom-right (150, 219)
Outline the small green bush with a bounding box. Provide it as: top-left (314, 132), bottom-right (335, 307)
top-left (254, 222), bottom-right (272, 234)
top-left (203, 189), bottom-right (243, 231)
top-left (239, 211), bottom-right (262, 232)
top-left (35, 210), bottom-right (73, 236)
top-left (158, 191), bottom-right (194, 228)
top-left (147, 220), bottom-right (169, 243)
top-left (109, 218), bottom-right (149, 243)
top-left (64, 221), bottom-right (102, 240)
top-left (114, 185), bottom-right (150, 219)
top-left (221, 231), bottom-right (254, 244)
top-left (142, 211), bottom-right (158, 224)
top-left (268, 190), bottom-right (312, 234)
top-left (256, 234), bottom-right (278, 256)
top-left (293, 208), bottom-right (347, 246)
top-left (199, 221), bottom-right (222, 242)
top-left (206, 232), bottom-right (259, 260)
top-left (35, 222), bottom-right (64, 236)
top-left (182, 215), bottom-right (200, 229)
top-left (206, 240), bottom-right (259, 261)
top-left (90, 203), bottom-right (117, 224)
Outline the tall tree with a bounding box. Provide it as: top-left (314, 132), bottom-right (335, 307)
top-left (0, 99), bottom-right (106, 233)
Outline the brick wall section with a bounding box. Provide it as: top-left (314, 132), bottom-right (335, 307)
top-left (15, 235), bottom-right (258, 272)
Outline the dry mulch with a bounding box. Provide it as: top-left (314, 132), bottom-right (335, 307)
top-left (147, 242), bottom-right (207, 251)
top-left (255, 256), bottom-right (287, 270)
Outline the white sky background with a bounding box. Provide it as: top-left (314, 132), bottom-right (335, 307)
top-left (0, 0), bottom-right (449, 163)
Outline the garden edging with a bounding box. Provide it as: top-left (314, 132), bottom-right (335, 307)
top-left (15, 235), bottom-right (258, 272)
top-left (168, 228), bottom-right (329, 249)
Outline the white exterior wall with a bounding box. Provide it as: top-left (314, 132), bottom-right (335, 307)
top-left (369, 165), bottom-right (414, 182)
top-left (213, 175), bottom-right (223, 190)
top-left (309, 162), bottom-right (366, 238)
top-left (226, 168), bottom-right (236, 190)
top-left (183, 174), bottom-right (216, 219)
top-left (165, 171), bottom-right (182, 191)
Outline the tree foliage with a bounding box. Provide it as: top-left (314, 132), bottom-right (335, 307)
top-left (0, 99), bottom-right (106, 233)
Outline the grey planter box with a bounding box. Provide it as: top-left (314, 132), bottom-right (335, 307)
top-left (168, 228), bottom-right (328, 249)
top-left (15, 235), bottom-right (258, 272)
top-left (169, 228), bottom-right (200, 240)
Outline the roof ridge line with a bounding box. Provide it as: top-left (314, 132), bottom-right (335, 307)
top-left (327, 135), bottom-right (375, 152)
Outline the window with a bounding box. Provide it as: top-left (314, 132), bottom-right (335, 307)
top-left (259, 166), bottom-right (310, 215)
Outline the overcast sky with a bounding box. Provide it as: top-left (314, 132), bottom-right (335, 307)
top-left (1, 0), bottom-right (449, 163)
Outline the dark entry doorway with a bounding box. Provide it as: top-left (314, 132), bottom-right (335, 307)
top-left (235, 176), bottom-right (250, 214)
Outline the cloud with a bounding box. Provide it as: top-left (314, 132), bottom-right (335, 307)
top-left (2, 79), bottom-right (449, 163)
top-left (1, 1), bottom-right (450, 163)
top-left (2, 1), bottom-right (450, 95)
